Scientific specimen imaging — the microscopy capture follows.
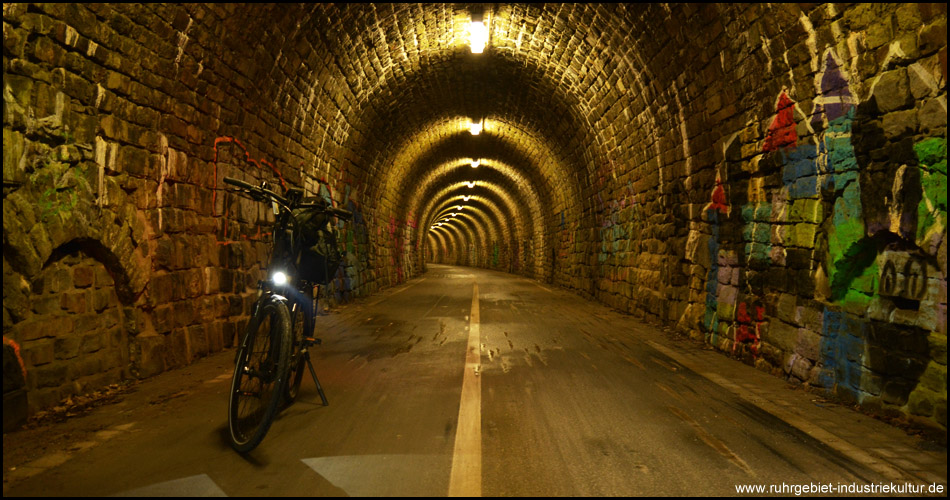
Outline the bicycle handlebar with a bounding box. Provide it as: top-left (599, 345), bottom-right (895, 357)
top-left (223, 176), bottom-right (352, 220)
top-left (222, 176), bottom-right (255, 191)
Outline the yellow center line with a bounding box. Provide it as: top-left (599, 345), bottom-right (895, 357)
top-left (448, 281), bottom-right (481, 497)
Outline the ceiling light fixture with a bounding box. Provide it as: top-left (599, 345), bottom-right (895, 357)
top-left (469, 120), bottom-right (482, 135)
top-left (463, 195), bottom-right (471, 201)
top-left (466, 181), bottom-right (475, 188)
top-left (469, 12), bottom-right (488, 54)
top-left (471, 159), bottom-right (480, 168)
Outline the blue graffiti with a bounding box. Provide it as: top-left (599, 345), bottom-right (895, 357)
top-left (819, 309), bottom-right (867, 400)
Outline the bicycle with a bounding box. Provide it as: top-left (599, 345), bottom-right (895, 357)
top-left (222, 176), bottom-right (351, 453)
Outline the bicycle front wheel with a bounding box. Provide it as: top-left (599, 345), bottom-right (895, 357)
top-left (228, 296), bottom-right (291, 453)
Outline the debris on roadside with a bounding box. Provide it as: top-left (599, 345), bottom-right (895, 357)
top-left (21, 382), bottom-right (138, 429)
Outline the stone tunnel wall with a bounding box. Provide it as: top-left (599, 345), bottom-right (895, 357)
top-left (2, 3), bottom-right (947, 437)
top-left (1, 3), bottom-right (356, 413)
top-left (553, 4), bottom-right (947, 436)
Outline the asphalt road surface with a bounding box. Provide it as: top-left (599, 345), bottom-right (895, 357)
top-left (3, 264), bottom-right (945, 496)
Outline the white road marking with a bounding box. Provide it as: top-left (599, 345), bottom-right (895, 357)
top-left (112, 474), bottom-right (227, 497)
top-left (302, 454), bottom-right (449, 497)
top-left (448, 281), bottom-right (482, 496)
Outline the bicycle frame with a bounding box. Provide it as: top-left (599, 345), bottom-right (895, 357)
top-left (224, 176), bottom-right (348, 411)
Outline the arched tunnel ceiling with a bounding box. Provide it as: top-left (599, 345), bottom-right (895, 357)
top-left (243, 3), bottom-right (688, 248)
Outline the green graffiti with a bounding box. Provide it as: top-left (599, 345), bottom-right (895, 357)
top-left (915, 138), bottom-right (947, 253)
top-left (34, 161), bottom-right (89, 222)
top-left (741, 203), bottom-right (772, 264)
top-left (829, 236), bottom-right (879, 304)
top-left (824, 107), bottom-right (878, 307)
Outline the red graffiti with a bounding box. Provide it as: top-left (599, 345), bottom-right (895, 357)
top-left (707, 174), bottom-right (729, 214)
top-left (2, 336), bottom-right (27, 380)
top-left (213, 136), bottom-right (287, 208)
top-left (734, 302), bottom-right (765, 356)
top-left (213, 136), bottom-right (288, 246)
top-left (763, 92), bottom-right (798, 152)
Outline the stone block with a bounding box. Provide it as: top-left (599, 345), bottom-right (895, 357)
top-left (22, 316), bottom-right (74, 342)
top-left (163, 328), bottom-right (189, 370)
top-left (80, 331), bottom-right (103, 354)
top-left (22, 340), bottom-right (54, 366)
top-left (33, 363), bottom-right (68, 389)
top-left (859, 367), bottom-right (884, 396)
top-left (132, 334), bottom-right (166, 379)
top-left (882, 379), bottom-right (915, 405)
top-left (71, 354), bottom-right (103, 378)
top-left (185, 325), bottom-right (208, 361)
top-left (918, 98), bottom-right (948, 133)
top-left (762, 320), bottom-right (796, 355)
top-left (917, 361), bottom-right (947, 393)
top-left (882, 109), bottom-right (918, 139)
top-left (794, 327), bottom-right (822, 361)
top-left (774, 293), bottom-right (798, 324)
top-left (54, 335), bottom-right (81, 360)
top-left (30, 296), bottom-right (62, 315)
top-left (870, 69), bottom-right (913, 114)
top-left (716, 286), bottom-right (737, 319)
top-left (60, 291), bottom-right (87, 314)
top-left (685, 230), bottom-right (710, 268)
top-left (907, 388), bottom-right (937, 417)
top-left (151, 305), bottom-right (174, 335)
top-left (929, 333), bottom-right (947, 365)
top-left (790, 356), bottom-right (813, 381)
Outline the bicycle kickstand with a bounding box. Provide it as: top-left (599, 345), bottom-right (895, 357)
top-left (302, 347), bottom-right (329, 406)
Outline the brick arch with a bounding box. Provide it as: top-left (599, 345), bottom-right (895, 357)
top-left (2, 189), bottom-right (149, 304)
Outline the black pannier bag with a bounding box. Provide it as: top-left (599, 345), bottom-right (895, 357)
top-left (293, 206), bottom-right (342, 284)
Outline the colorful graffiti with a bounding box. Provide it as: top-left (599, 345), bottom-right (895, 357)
top-left (914, 138), bottom-right (947, 254)
top-left (694, 47), bottom-right (946, 425)
top-left (702, 172), bottom-right (731, 343)
top-left (596, 179), bottom-right (643, 272)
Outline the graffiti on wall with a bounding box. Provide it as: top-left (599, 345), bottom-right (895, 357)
top-left (694, 46), bottom-right (946, 418)
top-left (702, 172), bottom-right (731, 345)
top-left (212, 136), bottom-right (288, 245)
top-left (595, 174), bottom-right (644, 277)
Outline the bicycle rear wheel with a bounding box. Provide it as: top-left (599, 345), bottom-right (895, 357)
top-left (228, 297), bottom-right (291, 453)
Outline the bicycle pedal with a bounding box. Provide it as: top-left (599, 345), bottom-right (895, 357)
top-left (303, 337), bottom-right (322, 346)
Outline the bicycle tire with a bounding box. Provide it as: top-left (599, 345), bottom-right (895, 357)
top-left (284, 355), bottom-right (306, 404)
top-left (228, 296), bottom-right (291, 453)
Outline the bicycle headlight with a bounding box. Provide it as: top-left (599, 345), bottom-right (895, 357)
top-left (272, 271), bottom-right (288, 286)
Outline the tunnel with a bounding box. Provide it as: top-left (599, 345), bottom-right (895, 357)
top-left (2, 1), bottom-right (947, 471)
